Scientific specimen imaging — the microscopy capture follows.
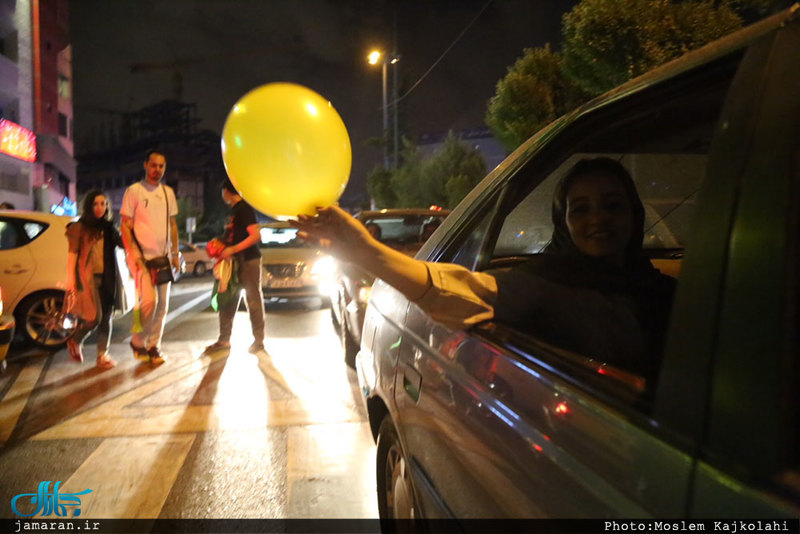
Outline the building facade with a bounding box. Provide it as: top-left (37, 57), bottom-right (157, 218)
top-left (0, 0), bottom-right (76, 213)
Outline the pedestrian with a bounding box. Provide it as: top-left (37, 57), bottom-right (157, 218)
top-left (120, 149), bottom-right (179, 365)
top-left (64, 189), bottom-right (122, 370)
top-left (204, 178), bottom-right (266, 354)
top-left (0, 201), bottom-right (15, 209)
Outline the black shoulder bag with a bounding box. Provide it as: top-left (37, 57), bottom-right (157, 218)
top-left (136, 184), bottom-right (175, 285)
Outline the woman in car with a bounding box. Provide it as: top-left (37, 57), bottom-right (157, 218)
top-left (292, 157), bottom-right (676, 377)
top-left (65, 189), bottom-right (123, 369)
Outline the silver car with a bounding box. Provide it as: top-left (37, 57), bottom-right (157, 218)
top-left (357, 9), bottom-right (800, 521)
top-left (259, 222), bottom-right (334, 305)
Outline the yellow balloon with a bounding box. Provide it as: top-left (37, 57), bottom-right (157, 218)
top-left (221, 83), bottom-right (351, 220)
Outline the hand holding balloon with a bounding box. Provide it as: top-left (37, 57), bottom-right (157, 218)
top-left (291, 205), bottom-right (377, 264)
top-left (221, 83), bottom-right (351, 220)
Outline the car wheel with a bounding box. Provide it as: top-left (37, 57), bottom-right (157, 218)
top-left (340, 303), bottom-right (358, 368)
top-left (15, 291), bottom-right (76, 350)
top-left (377, 417), bottom-right (419, 522)
top-left (193, 261), bottom-right (207, 276)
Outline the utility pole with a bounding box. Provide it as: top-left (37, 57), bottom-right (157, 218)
top-left (392, 12), bottom-right (399, 170)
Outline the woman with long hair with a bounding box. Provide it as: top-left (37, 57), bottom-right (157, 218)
top-left (65, 189), bottom-right (123, 369)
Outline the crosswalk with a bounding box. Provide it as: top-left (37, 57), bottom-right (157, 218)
top-left (0, 307), bottom-right (378, 519)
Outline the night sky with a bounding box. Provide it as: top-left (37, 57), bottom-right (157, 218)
top-left (68, 0), bottom-right (578, 204)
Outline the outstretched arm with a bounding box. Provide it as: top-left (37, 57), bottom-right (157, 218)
top-left (291, 205), bottom-right (431, 301)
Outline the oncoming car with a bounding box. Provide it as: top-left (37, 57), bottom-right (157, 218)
top-left (259, 222), bottom-right (333, 306)
top-left (357, 9), bottom-right (800, 522)
top-left (0, 210), bottom-right (135, 350)
top-left (330, 209), bottom-right (450, 367)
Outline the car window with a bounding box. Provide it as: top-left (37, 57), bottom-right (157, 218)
top-left (23, 221), bottom-right (47, 240)
top-left (0, 220), bottom-right (22, 250)
top-left (474, 50), bottom-right (744, 413)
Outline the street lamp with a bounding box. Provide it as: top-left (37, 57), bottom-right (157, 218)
top-left (368, 49), bottom-right (399, 170)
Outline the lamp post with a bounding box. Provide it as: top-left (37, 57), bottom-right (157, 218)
top-left (368, 50), bottom-right (399, 170)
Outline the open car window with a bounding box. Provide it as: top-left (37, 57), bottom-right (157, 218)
top-left (474, 48), bottom-right (745, 412)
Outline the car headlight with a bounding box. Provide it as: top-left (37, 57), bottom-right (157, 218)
top-left (310, 256), bottom-right (335, 279)
top-left (357, 284), bottom-right (372, 305)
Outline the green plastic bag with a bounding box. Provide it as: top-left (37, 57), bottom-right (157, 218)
top-left (211, 259), bottom-right (241, 312)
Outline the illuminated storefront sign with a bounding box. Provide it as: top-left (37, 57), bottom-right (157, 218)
top-left (0, 119), bottom-right (37, 162)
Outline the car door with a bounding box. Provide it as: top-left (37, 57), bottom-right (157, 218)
top-left (684, 18), bottom-right (800, 517)
top-left (392, 25), bottom-right (777, 519)
top-left (0, 216), bottom-right (38, 310)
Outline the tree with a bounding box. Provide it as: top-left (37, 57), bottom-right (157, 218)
top-left (486, 45), bottom-right (589, 152)
top-left (367, 135), bottom-right (486, 210)
top-left (366, 164), bottom-right (396, 209)
top-left (562, 0), bottom-right (742, 95)
top-left (422, 132), bottom-right (487, 209)
top-left (390, 140), bottom-right (425, 208)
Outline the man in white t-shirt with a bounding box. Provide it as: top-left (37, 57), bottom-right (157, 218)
top-left (120, 150), bottom-right (179, 365)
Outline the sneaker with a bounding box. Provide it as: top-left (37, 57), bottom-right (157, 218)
top-left (96, 353), bottom-right (116, 370)
top-left (67, 339), bottom-right (84, 363)
top-left (204, 341), bottom-right (231, 354)
top-left (130, 342), bottom-right (149, 362)
top-left (148, 346), bottom-right (166, 366)
top-left (248, 342), bottom-right (265, 354)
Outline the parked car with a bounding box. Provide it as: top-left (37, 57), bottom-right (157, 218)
top-left (173, 251), bottom-right (186, 282)
top-left (179, 241), bottom-right (211, 276)
top-left (0, 210), bottom-right (135, 349)
top-left (0, 286), bottom-right (15, 372)
top-left (356, 9), bottom-right (800, 521)
top-left (330, 209), bottom-right (451, 367)
top-left (259, 221), bottom-right (334, 305)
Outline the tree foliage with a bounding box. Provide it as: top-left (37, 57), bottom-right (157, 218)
top-left (366, 164), bottom-right (396, 209)
top-left (562, 0), bottom-right (743, 95)
top-left (368, 134), bottom-right (486, 210)
top-left (422, 132), bottom-right (487, 209)
top-left (486, 45), bottom-right (589, 152)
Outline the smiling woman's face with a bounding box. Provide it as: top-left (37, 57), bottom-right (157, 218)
top-left (92, 195), bottom-right (108, 220)
top-left (565, 172), bottom-right (633, 265)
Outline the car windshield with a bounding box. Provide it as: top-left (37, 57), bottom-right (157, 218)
top-left (259, 226), bottom-right (311, 249)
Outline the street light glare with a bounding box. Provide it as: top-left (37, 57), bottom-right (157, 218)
top-left (367, 50), bottom-right (382, 65)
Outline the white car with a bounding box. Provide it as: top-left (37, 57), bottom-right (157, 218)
top-left (0, 210), bottom-right (135, 349)
top-left (0, 286), bottom-right (15, 371)
top-left (179, 241), bottom-right (211, 276)
top-left (259, 222), bottom-right (334, 305)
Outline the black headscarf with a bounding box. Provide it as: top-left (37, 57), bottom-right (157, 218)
top-left (533, 157), bottom-right (661, 289)
top-left (79, 189), bottom-right (121, 308)
top-left (492, 158), bottom-right (676, 374)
